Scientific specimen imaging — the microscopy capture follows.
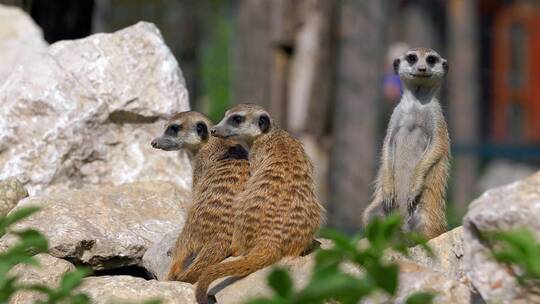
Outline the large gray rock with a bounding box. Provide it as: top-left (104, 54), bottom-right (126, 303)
top-left (9, 254), bottom-right (76, 303)
top-left (0, 177), bottom-right (28, 217)
top-left (476, 159), bottom-right (537, 194)
top-left (464, 171), bottom-right (540, 303)
top-left (79, 276), bottom-right (196, 304)
top-left (389, 226), bottom-right (466, 282)
top-left (210, 255), bottom-right (317, 304)
top-left (0, 4), bottom-right (47, 85)
top-left (210, 254), bottom-right (471, 304)
top-left (0, 181), bottom-right (189, 270)
top-left (143, 227), bottom-right (180, 280)
top-left (391, 261), bottom-right (472, 304)
top-left (0, 21), bottom-right (191, 195)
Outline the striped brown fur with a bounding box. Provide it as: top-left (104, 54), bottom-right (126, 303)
top-left (195, 104), bottom-right (325, 304)
top-left (151, 111), bottom-right (249, 283)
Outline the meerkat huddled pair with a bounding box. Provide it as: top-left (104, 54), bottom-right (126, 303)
top-left (363, 48), bottom-right (451, 239)
top-left (152, 105), bottom-right (324, 304)
top-left (151, 111), bottom-right (250, 283)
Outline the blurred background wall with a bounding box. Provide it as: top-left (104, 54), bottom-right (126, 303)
top-left (3, 0), bottom-right (540, 233)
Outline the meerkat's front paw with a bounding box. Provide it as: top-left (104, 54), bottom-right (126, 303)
top-left (406, 193), bottom-right (420, 214)
top-left (382, 193), bottom-right (395, 213)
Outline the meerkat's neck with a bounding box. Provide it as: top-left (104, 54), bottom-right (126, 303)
top-left (402, 83), bottom-right (441, 106)
top-left (242, 127), bottom-right (278, 152)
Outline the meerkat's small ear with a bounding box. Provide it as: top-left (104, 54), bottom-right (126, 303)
top-left (258, 114), bottom-right (271, 133)
top-left (442, 60), bottom-right (449, 75)
top-left (393, 58), bottom-right (400, 74)
top-left (196, 122), bottom-right (209, 140)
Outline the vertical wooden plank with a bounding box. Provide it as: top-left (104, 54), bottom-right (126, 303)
top-left (328, 0), bottom-right (387, 232)
top-left (231, 0), bottom-right (272, 109)
top-left (288, 0), bottom-right (336, 136)
top-left (269, 48), bottom-right (290, 127)
top-left (447, 0), bottom-right (479, 211)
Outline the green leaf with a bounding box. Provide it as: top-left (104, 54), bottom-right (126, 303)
top-left (318, 229), bottom-right (357, 254)
top-left (366, 263), bottom-right (399, 295)
top-left (314, 249), bottom-right (343, 273)
top-left (405, 292), bottom-right (435, 304)
top-left (295, 272), bottom-right (367, 304)
top-left (59, 268), bottom-right (92, 293)
top-left (70, 293), bottom-right (91, 304)
top-left (12, 229), bottom-right (49, 253)
top-left (488, 229), bottom-right (540, 281)
top-left (245, 299), bottom-right (281, 304)
top-left (21, 283), bottom-right (53, 294)
top-left (0, 207), bottom-right (40, 233)
top-left (267, 268), bottom-right (293, 298)
top-left (365, 213), bottom-right (401, 252)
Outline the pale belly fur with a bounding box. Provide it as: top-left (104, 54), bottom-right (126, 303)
top-left (391, 125), bottom-right (428, 211)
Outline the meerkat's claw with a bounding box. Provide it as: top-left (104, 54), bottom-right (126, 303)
top-left (383, 196), bottom-right (395, 213)
top-left (407, 194), bottom-right (419, 214)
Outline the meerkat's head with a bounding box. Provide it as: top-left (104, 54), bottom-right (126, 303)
top-left (393, 48), bottom-right (448, 87)
top-left (151, 111), bottom-right (211, 154)
top-left (211, 103), bottom-right (273, 147)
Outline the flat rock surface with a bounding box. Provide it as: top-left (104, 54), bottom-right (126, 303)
top-left (389, 226), bottom-right (465, 283)
top-left (79, 276), bottom-right (196, 304)
top-left (143, 227), bottom-right (180, 280)
top-left (0, 21), bottom-right (191, 195)
top-left (9, 253), bottom-right (76, 303)
top-left (464, 171), bottom-right (540, 303)
top-left (391, 261), bottom-right (472, 304)
top-left (0, 181), bottom-right (189, 270)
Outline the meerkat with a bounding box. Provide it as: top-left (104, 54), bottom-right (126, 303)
top-left (363, 48), bottom-right (450, 240)
top-left (151, 111), bottom-right (250, 283)
top-left (195, 104), bottom-right (325, 304)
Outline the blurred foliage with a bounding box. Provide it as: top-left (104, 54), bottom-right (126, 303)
top-left (201, 1), bottom-right (232, 122)
top-left (0, 207), bottom-right (90, 303)
top-left (487, 229), bottom-right (540, 285)
top-left (246, 214), bottom-right (435, 304)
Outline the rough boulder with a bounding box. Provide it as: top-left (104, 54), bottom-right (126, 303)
top-left (0, 21), bottom-right (191, 195)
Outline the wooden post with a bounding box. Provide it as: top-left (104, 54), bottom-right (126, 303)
top-left (328, 0), bottom-right (387, 232)
top-left (447, 0), bottom-right (479, 211)
top-left (288, 0), bottom-right (336, 136)
top-left (232, 0), bottom-right (273, 109)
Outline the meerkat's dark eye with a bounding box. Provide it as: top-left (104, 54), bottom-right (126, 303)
top-left (195, 122), bottom-right (208, 140)
top-left (165, 123), bottom-right (181, 136)
top-left (258, 114), bottom-right (271, 133)
top-left (406, 54), bottom-right (417, 64)
top-left (426, 55), bottom-right (439, 65)
top-left (229, 114), bottom-right (245, 126)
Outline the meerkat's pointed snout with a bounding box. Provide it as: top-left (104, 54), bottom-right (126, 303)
top-left (210, 128), bottom-right (217, 136)
top-left (151, 138), bottom-right (158, 148)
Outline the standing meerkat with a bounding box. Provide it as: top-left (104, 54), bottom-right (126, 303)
top-left (363, 48), bottom-right (450, 240)
top-left (195, 104), bottom-right (324, 304)
top-left (151, 111), bottom-right (249, 283)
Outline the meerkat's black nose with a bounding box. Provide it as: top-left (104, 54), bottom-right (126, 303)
top-left (418, 66), bottom-right (427, 72)
top-left (151, 139), bottom-right (158, 148)
top-left (210, 128), bottom-right (217, 135)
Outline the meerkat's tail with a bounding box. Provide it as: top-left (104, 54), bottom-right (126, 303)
top-left (195, 244), bottom-right (281, 304)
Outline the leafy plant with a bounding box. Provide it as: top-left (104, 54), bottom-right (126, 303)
top-left (0, 207), bottom-right (91, 303)
top-left (247, 214), bottom-right (435, 304)
top-left (487, 228), bottom-right (540, 284)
